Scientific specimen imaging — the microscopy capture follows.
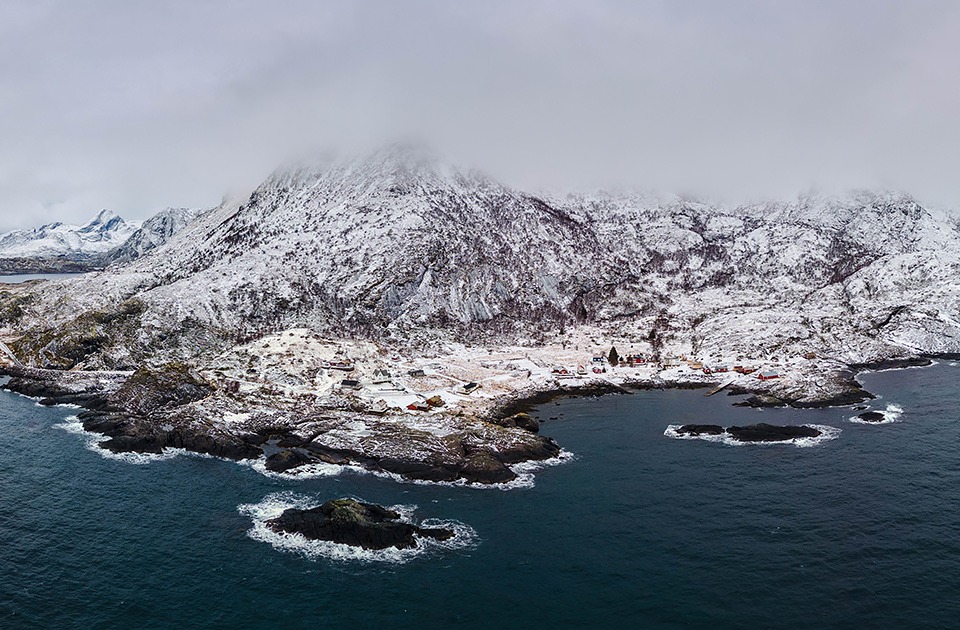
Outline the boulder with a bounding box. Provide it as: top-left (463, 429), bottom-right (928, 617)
top-left (266, 498), bottom-right (455, 550)
top-left (733, 394), bottom-right (787, 408)
top-left (264, 449), bottom-right (315, 472)
top-left (458, 451), bottom-right (517, 484)
top-left (506, 412), bottom-right (540, 433)
top-left (856, 411), bottom-right (887, 423)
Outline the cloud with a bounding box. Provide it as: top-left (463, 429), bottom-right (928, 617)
top-left (1, 0), bottom-right (959, 231)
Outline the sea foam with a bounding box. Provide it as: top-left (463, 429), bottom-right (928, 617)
top-left (849, 404), bottom-right (904, 425)
top-left (53, 416), bottom-right (219, 465)
top-left (663, 424), bottom-right (841, 448)
top-left (238, 492), bottom-right (478, 564)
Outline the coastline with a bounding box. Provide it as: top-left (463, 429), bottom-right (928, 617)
top-left (3, 337), bottom-right (953, 491)
top-left (4, 347), bottom-right (942, 485)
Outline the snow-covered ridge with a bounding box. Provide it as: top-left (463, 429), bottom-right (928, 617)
top-left (0, 207), bottom-right (197, 273)
top-left (0, 209), bottom-right (136, 259)
top-left (5, 144), bottom-right (960, 371)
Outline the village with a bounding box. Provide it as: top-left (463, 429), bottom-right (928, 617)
top-left (202, 327), bottom-right (802, 422)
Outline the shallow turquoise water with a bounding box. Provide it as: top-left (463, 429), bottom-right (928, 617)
top-left (1, 364), bottom-right (959, 628)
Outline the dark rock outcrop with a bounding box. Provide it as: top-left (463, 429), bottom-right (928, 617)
top-left (264, 449), bottom-right (314, 472)
top-left (851, 357), bottom-right (933, 371)
top-left (377, 457), bottom-right (460, 483)
top-left (77, 409), bottom-right (262, 460)
top-left (457, 451), bottom-right (516, 484)
top-left (726, 423), bottom-right (821, 442)
top-left (266, 498), bottom-right (455, 550)
top-left (733, 394), bottom-right (787, 408)
top-left (109, 363), bottom-right (213, 415)
top-left (491, 412), bottom-right (540, 433)
top-left (856, 411), bottom-right (887, 423)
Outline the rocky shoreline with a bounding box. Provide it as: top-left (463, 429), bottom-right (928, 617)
top-left (0, 350), bottom-right (942, 484)
top-left (0, 362), bottom-right (562, 485)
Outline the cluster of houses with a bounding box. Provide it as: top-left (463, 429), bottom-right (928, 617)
top-left (676, 356), bottom-right (780, 380)
top-left (334, 361), bottom-right (483, 414)
top-left (582, 350), bottom-right (783, 381)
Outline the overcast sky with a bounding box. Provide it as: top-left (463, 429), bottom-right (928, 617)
top-left (1, 0), bottom-right (959, 231)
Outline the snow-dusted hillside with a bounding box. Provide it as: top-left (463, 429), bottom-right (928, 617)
top-left (5, 144), bottom-right (960, 370)
top-left (106, 207), bottom-right (197, 265)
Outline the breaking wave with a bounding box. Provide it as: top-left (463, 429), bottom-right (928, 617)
top-left (53, 416), bottom-right (229, 465)
top-left (53, 416), bottom-right (182, 465)
top-left (238, 492), bottom-right (478, 564)
top-left (663, 424), bottom-right (841, 448)
top-left (849, 404), bottom-right (904, 425)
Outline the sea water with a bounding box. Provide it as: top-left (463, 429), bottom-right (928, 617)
top-left (2, 364), bottom-right (960, 628)
top-left (0, 273), bottom-right (86, 284)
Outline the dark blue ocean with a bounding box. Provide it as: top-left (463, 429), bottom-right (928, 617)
top-left (2, 363), bottom-right (960, 628)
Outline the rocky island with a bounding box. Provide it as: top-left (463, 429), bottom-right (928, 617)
top-left (266, 498), bottom-right (455, 550)
top-left (671, 422), bottom-right (823, 443)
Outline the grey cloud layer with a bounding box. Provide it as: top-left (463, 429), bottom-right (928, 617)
top-left (1, 0), bottom-right (958, 230)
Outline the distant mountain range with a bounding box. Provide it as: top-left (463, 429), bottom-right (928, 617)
top-left (4, 144), bottom-right (960, 370)
top-left (0, 207), bottom-right (197, 274)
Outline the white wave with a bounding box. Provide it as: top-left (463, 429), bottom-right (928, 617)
top-left (664, 424), bottom-right (840, 448)
top-left (238, 492), bottom-right (478, 564)
top-left (867, 360), bottom-right (937, 373)
top-left (849, 403), bottom-right (904, 425)
top-left (54, 415), bottom-right (183, 465)
top-left (240, 457), bottom-right (349, 480)
top-left (505, 449), bottom-right (576, 489)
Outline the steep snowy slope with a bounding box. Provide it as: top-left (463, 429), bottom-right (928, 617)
top-left (106, 207), bottom-right (198, 265)
top-left (5, 145), bottom-right (960, 370)
top-left (109, 145), bottom-right (612, 340)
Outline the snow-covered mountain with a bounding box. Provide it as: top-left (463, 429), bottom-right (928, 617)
top-left (0, 207), bottom-right (199, 273)
top-left (106, 207), bottom-right (197, 265)
top-left (0, 210), bottom-right (137, 272)
top-left (5, 144), bottom-right (960, 370)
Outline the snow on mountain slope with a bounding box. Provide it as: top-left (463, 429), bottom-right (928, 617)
top-left (6, 144), bottom-right (960, 370)
top-left (0, 205), bottom-right (203, 274)
top-left (0, 210), bottom-right (137, 271)
top-left (106, 207), bottom-right (198, 265)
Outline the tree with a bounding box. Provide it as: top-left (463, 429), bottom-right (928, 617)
top-left (608, 346), bottom-right (619, 366)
